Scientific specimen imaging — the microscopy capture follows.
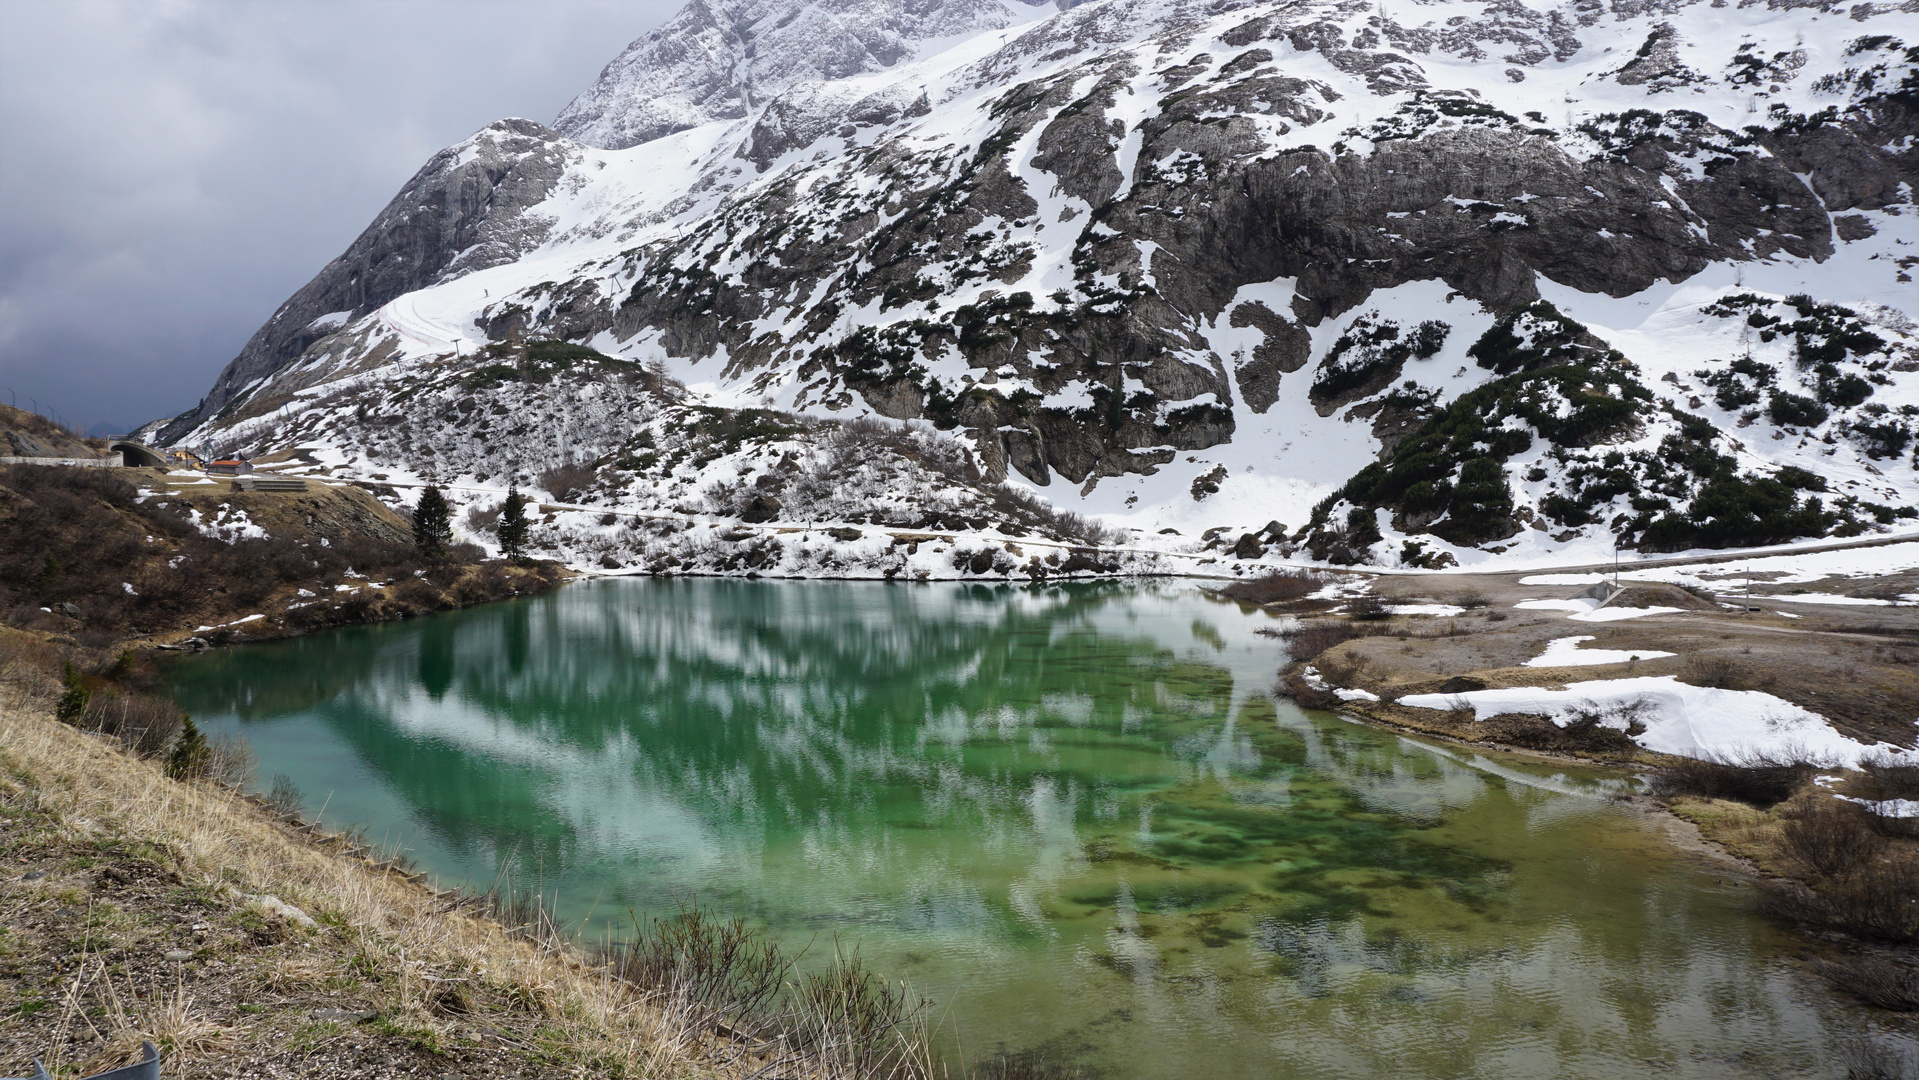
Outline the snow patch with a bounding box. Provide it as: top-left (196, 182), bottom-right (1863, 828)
top-left (1524, 635), bottom-right (1674, 668)
top-left (1400, 676), bottom-right (1890, 765)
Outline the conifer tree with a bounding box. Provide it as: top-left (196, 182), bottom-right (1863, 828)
top-left (168, 716), bottom-right (208, 779)
top-left (55, 662), bottom-right (90, 725)
top-left (497, 488), bottom-right (529, 561)
top-left (413, 484), bottom-right (454, 557)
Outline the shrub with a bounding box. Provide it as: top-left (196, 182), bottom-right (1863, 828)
top-left (1812, 956), bottom-right (1919, 1012)
top-left (1466, 300), bottom-right (1605, 375)
top-left (540, 460), bottom-right (599, 502)
top-left (1407, 320), bottom-right (1451, 358)
top-left (389, 576), bottom-right (448, 612)
top-left (465, 501), bottom-right (502, 534)
top-left (266, 773), bottom-right (305, 820)
top-left (1761, 860), bottom-right (1919, 943)
top-left (1648, 749), bottom-right (1824, 807)
top-left (1217, 570), bottom-right (1322, 604)
top-left (55, 661), bottom-right (90, 724)
top-left (1681, 655), bottom-right (1749, 690)
top-left (1053, 510), bottom-right (1123, 546)
top-left (79, 690), bottom-right (184, 759)
top-left (1777, 799), bottom-right (1885, 879)
top-left (1819, 370), bottom-right (1875, 408)
top-left (205, 732), bottom-right (257, 790)
top-left (1346, 594), bottom-right (1391, 621)
top-left (1768, 389), bottom-right (1829, 428)
top-left (1638, 472), bottom-right (1832, 552)
top-left (1857, 753), bottom-right (1919, 803)
top-left (1434, 457), bottom-right (1514, 543)
top-left (1774, 465), bottom-right (1827, 491)
top-left (1700, 364), bottom-right (1767, 410)
top-left (1849, 419), bottom-right (1913, 460)
top-left (1280, 619), bottom-right (1390, 660)
top-left (463, 561), bottom-right (515, 603)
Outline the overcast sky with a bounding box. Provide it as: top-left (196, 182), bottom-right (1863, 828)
top-left (0, 0), bottom-right (677, 434)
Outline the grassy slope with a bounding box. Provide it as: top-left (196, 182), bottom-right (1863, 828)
top-left (0, 656), bottom-right (705, 1079)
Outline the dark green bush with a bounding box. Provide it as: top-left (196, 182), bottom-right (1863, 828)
top-left (1819, 369), bottom-right (1875, 407)
top-left (1768, 389), bottom-right (1829, 427)
top-left (1638, 474), bottom-right (1830, 551)
top-left (1434, 458), bottom-right (1515, 543)
top-left (1849, 420), bottom-right (1913, 460)
top-left (1774, 465), bottom-right (1827, 490)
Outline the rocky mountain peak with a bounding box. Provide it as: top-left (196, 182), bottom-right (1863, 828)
top-left (157, 118), bottom-right (577, 443)
top-left (552, 0), bottom-right (1052, 149)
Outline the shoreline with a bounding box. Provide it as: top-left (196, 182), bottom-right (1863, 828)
top-left (1243, 565), bottom-right (1919, 1018)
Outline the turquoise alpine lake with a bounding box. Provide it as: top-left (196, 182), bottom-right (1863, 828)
top-left (162, 578), bottom-right (1870, 1078)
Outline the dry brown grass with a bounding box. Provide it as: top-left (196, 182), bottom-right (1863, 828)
top-left (1681, 654), bottom-right (1754, 691)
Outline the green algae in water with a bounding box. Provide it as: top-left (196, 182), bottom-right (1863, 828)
top-left (164, 579), bottom-right (1870, 1078)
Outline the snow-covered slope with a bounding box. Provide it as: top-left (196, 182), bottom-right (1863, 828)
top-left (552, 0), bottom-right (1056, 150)
top-left (158, 0), bottom-right (1919, 574)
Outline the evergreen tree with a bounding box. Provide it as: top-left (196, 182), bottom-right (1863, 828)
top-left (168, 716), bottom-right (208, 780)
top-left (497, 488), bottom-right (529, 561)
top-left (55, 662), bottom-right (90, 725)
top-left (413, 484), bottom-right (454, 557)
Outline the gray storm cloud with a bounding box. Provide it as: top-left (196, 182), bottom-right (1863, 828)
top-left (0, 0), bottom-right (674, 433)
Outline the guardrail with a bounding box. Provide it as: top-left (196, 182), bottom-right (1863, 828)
top-left (233, 477), bottom-right (310, 493)
top-left (0, 454), bottom-right (122, 468)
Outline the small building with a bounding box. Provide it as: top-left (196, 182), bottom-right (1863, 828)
top-left (164, 448), bottom-right (204, 468)
top-left (206, 458), bottom-right (253, 476)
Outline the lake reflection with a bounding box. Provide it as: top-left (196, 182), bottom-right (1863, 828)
top-left (166, 579), bottom-right (1861, 1079)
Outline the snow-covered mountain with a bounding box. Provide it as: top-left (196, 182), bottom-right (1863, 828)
top-left (553, 0), bottom-right (1056, 150)
top-left (156, 0), bottom-right (1919, 574)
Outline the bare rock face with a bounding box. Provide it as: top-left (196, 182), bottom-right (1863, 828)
top-left (1226, 302), bottom-right (1310, 414)
top-left (160, 119), bottom-right (574, 443)
top-left (584, 63), bottom-right (1899, 487)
